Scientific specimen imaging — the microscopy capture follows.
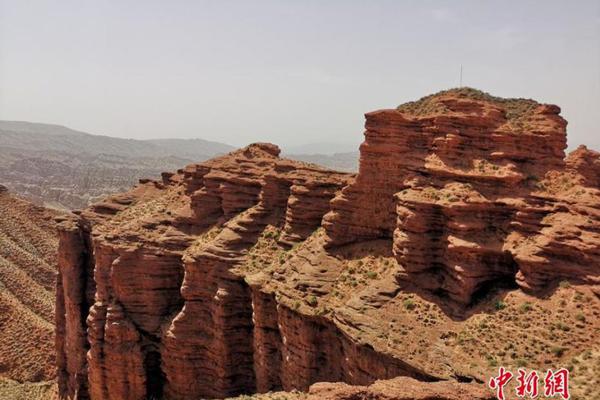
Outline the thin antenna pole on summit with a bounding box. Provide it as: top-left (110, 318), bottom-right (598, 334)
top-left (460, 65), bottom-right (463, 87)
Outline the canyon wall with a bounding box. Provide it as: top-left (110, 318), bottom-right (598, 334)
top-left (56, 89), bottom-right (600, 400)
top-left (325, 90), bottom-right (599, 307)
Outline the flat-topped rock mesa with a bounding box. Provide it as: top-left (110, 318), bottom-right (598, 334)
top-left (325, 88), bottom-right (599, 305)
top-left (55, 88), bottom-right (600, 400)
top-left (325, 88), bottom-right (567, 244)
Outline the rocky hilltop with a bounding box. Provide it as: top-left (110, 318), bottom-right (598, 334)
top-left (56, 89), bottom-right (600, 400)
top-left (324, 88), bottom-right (598, 308)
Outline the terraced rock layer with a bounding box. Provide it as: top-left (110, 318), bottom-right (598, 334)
top-left (56, 89), bottom-right (600, 400)
top-left (325, 89), bottom-right (599, 310)
top-left (56, 144), bottom-right (363, 399)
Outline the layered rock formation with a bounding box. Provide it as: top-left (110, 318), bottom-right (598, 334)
top-left (56, 144), bottom-right (356, 399)
top-left (325, 88), bottom-right (599, 307)
top-left (56, 89), bottom-right (600, 400)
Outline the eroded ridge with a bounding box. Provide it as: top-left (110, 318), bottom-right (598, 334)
top-left (56, 89), bottom-right (600, 400)
top-left (57, 144), bottom-right (364, 399)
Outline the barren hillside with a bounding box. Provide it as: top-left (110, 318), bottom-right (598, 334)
top-left (0, 121), bottom-right (234, 210)
top-left (0, 186), bottom-right (59, 383)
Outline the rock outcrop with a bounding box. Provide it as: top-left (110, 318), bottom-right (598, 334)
top-left (325, 88), bottom-right (599, 308)
top-left (56, 89), bottom-right (600, 400)
top-left (56, 144), bottom-right (357, 399)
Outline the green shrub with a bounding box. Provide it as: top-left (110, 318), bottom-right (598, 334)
top-left (559, 280), bottom-right (571, 289)
top-left (403, 299), bottom-right (416, 310)
top-left (519, 302), bottom-right (532, 313)
top-left (307, 295), bottom-right (318, 307)
top-left (494, 300), bottom-right (507, 310)
top-left (555, 322), bottom-right (570, 332)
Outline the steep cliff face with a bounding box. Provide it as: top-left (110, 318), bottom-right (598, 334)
top-left (56, 89), bottom-right (600, 400)
top-left (325, 88), bottom-right (599, 308)
top-left (56, 144), bottom-right (359, 399)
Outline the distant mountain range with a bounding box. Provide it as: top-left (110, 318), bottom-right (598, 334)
top-left (282, 141), bottom-right (359, 172)
top-left (0, 121), bottom-right (235, 159)
top-left (0, 121), bottom-right (358, 209)
top-left (285, 151), bottom-right (358, 172)
top-left (0, 121), bottom-right (236, 209)
top-left (283, 141), bottom-right (361, 155)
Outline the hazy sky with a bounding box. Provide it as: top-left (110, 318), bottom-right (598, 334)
top-left (0, 0), bottom-right (599, 150)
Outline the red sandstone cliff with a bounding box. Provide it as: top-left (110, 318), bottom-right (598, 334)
top-left (55, 89), bottom-right (600, 400)
top-left (323, 89), bottom-right (596, 307)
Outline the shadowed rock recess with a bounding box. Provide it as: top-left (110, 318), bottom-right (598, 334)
top-left (56, 89), bottom-right (600, 400)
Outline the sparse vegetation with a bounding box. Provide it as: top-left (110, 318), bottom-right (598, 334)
top-left (403, 299), bottom-right (416, 310)
top-left (494, 300), bottom-right (507, 310)
top-left (551, 346), bottom-right (566, 357)
top-left (396, 87), bottom-right (540, 125)
top-left (519, 302), bottom-right (532, 313)
top-left (559, 280), bottom-right (571, 289)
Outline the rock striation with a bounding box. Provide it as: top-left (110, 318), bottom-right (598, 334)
top-left (0, 189), bottom-right (58, 383)
top-left (325, 88), bottom-right (599, 307)
top-left (56, 143), bottom-right (356, 399)
top-left (56, 89), bottom-right (600, 400)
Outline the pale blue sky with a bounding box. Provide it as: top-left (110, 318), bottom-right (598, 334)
top-left (0, 0), bottom-right (598, 150)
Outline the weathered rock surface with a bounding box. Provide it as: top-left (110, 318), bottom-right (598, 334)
top-left (56, 89), bottom-right (600, 400)
top-left (325, 88), bottom-right (599, 309)
top-left (224, 377), bottom-right (494, 400)
top-left (306, 377), bottom-right (494, 400)
top-left (0, 189), bottom-right (59, 382)
top-left (56, 144), bottom-right (356, 399)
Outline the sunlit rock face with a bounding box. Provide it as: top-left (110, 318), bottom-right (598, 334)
top-left (325, 88), bottom-right (598, 307)
top-left (56, 89), bottom-right (600, 400)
